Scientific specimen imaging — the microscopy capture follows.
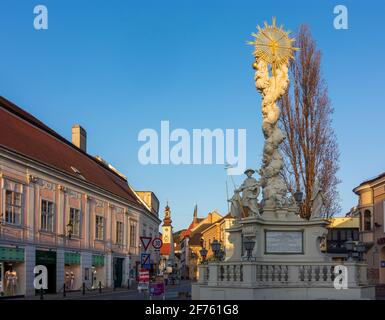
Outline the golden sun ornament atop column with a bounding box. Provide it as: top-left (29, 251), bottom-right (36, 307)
top-left (249, 17), bottom-right (298, 76)
top-left (249, 18), bottom-right (298, 210)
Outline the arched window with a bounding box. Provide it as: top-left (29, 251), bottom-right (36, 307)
top-left (364, 210), bottom-right (372, 231)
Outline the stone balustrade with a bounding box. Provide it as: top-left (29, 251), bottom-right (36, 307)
top-left (198, 261), bottom-right (369, 288)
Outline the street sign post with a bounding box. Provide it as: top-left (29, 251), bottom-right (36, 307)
top-left (141, 253), bottom-right (151, 270)
top-left (138, 268), bottom-right (150, 295)
top-left (140, 237), bottom-right (152, 251)
top-left (152, 237), bottom-right (163, 250)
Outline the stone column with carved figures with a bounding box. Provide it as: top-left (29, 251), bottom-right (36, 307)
top-left (249, 18), bottom-right (298, 210)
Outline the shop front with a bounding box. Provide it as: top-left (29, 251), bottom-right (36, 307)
top-left (64, 252), bottom-right (81, 291)
top-left (0, 246), bottom-right (25, 297)
top-left (36, 250), bottom-right (56, 294)
top-left (91, 254), bottom-right (105, 289)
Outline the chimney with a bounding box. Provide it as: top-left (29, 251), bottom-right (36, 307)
top-left (72, 124), bottom-right (87, 152)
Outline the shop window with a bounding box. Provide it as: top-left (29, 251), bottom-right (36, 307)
top-left (364, 210), bottom-right (372, 231)
top-left (41, 200), bottom-right (54, 232)
top-left (116, 221), bottom-right (123, 245)
top-left (69, 208), bottom-right (81, 237)
top-left (5, 190), bottom-right (22, 225)
top-left (95, 215), bottom-right (104, 240)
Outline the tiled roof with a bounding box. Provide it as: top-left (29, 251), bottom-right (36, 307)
top-left (0, 96), bottom-right (150, 211)
top-left (189, 223), bottom-right (212, 246)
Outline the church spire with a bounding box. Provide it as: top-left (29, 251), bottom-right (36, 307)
top-left (193, 204), bottom-right (198, 224)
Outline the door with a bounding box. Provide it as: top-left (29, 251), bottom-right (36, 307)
top-left (36, 250), bottom-right (57, 293)
top-left (113, 258), bottom-right (123, 288)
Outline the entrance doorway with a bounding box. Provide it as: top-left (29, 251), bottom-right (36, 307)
top-left (36, 250), bottom-right (56, 294)
top-left (113, 258), bottom-right (124, 288)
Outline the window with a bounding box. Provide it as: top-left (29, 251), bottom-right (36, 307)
top-left (116, 221), bottom-right (123, 245)
top-left (5, 190), bottom-right (22, 225)
top-left (69, 208), bottom-right (81, 237)
top-left (41, 200), bottom-right (54, 232)
top-left (130, 222), bottom-right (137, 247)
top-left (364, 210), bottom-right (372, 231)
top-left (95, 215), bottom-right (104, 240)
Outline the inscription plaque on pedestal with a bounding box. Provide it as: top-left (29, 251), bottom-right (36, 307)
top-left (265, 230), bottom-right (303, 254)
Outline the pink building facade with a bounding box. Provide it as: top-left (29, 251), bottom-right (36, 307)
top-left (0, 97), bottom-right (160, 297)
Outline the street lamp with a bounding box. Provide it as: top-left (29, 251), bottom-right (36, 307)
top-left (66, 221), bottom-right (73, 240)
top-left (243, 237), bottom-right (255, 261)
top-left (211, 240), bottom-right (221, 261)
top-left (218, 250), bottom-right (225, 262)
top-left (344, 238), bottom-right (355, 261)
top-left (355, 242), bottom-right (366, 261)
top-left (199, 248), bottom-right (208, 264)
top-left (294, 190), bottom-right (303, 205)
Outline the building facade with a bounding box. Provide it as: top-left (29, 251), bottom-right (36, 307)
top-left (0, 97), bottom-right (160, 297)
top-left (353, 172), bottom-right (385, 285)
top-left (324, 217), bottom-right (360, 261)
top-left (180, 209), bottom-right (223, 280)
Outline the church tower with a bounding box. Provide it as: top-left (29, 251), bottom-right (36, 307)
top-left (161, 203), bottom-right (174, 260)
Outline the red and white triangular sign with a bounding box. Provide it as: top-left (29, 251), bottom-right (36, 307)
top-left (140, 237), bottom-right (152, 251)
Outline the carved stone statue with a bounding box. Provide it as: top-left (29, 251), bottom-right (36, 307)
top-left (228, 190), bottom-right (242, 219)
top-left (310, 179), bottom-right (326, 219)
top-left (229, 169), bottom-right (261, 219)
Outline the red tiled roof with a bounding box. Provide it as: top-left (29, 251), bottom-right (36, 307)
top-left (160, 243), bottom-right (171, 255)
top-left (0, 96), bottom-right (148, 210)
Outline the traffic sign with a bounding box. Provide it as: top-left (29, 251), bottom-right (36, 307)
top-left (152, 237), bottom-right (163, 250)
top-left (139, 269), bottom-right (150, 282)
top-left (141, 253), bottom-right (151, 270)
top-left (138, 269), bottom-right (150, 291)
top-left (140, 236), bottom-right (152, 251)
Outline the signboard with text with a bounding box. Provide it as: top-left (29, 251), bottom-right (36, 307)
top-left (138, 269), bottom-right (150, 291)
top-left (265, 231), bottom-right (303, 254)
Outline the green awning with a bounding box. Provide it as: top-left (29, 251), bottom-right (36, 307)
top-left (0, 247), bottom-right (24, 262)
top-left (92, 254), bottom-right (105, 266)
top-left (65, 252), bottom-right (81, 265)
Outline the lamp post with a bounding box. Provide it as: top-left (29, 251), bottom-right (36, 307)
top-left (66, 221), bottom-right (73, 240)
top-left (355, 242), bottom-right (366, 262)
top-left (199, 248), bottom-right (208, 264)
top-left (294, 190), bottom-right (303, 206)
top-left (211, 240), bottom-right (221, 262)
top-left (243, 237), bottom-right (255, 261)
top-left (344, 238), bottom-right (356, 262)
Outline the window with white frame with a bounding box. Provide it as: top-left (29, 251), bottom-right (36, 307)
top-left (69, 208), bottom-right (81, 237)
top-left (130, 221), bottom-right (137, 247)
top-left (41, 200), bottom-right (54, 232)
top-left (95, 215), bottom-right (104, 240)
top-left (5, 190), bottom-right (22, 225)
top-left (116, 221), bottom-right (123, 245)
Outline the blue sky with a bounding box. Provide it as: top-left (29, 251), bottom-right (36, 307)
top-left (1, 0), bottom-right (385, 231)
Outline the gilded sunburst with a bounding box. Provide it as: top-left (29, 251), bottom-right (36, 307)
top-left (249, 17), bottom-right (298, 74)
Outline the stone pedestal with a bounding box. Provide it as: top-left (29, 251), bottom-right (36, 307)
top-left (227, 210), bottom-right (329, 263)
top-left (193, 209), bottom-right (375, 300)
